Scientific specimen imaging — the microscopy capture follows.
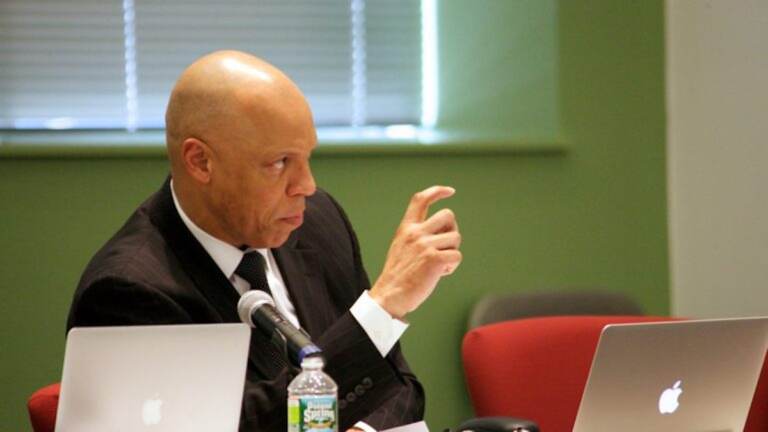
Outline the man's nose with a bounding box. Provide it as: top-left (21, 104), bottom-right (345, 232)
top-left (288, 161), bottom-right (316, 197)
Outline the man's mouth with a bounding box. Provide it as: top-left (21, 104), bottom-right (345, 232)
top-left (279, 213), bottom-right (304, 227)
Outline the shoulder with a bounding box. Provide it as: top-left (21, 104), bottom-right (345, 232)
top-left (299, 188), bottom-right (357, 249)
top-left (292, 189), bottom-right (370, 307)
top-left (306, 188), bottom-right (349, 222)
top-left (68, 193), bottom-right (203, 329)
top-left (80, 204), bottom-right (169, 286)
top-left (74, 187), bottom-right (193, 307)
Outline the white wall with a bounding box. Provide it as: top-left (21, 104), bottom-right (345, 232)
top-left (667, 0), bottom-right (768, 318)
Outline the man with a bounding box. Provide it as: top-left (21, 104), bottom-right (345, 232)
top-left (67, 51), bottom-right (462, 432)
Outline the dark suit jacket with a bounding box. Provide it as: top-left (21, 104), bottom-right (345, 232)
top-left (67, 179), bottom-right (424, 431)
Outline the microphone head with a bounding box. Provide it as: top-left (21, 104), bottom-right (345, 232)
top-left (237, 290), bottom-right (276, 327)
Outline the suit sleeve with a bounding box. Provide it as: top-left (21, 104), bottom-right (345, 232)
top-left (322, 192), bottom-right (426, 430)
top-left (358, 344), bottom-right (425, 429)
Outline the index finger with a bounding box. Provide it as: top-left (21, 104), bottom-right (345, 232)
top-left (402, 186), bottom-right (456, 223)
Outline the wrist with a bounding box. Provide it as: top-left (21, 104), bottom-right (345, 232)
top-left (368, 285), bottom-right (406, 320)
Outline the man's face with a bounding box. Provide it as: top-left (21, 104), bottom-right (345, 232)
top-left (204, 99), bottom-right (317, 248)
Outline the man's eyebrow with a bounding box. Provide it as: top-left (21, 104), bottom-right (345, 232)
top-left (264, 149), bottom-right (308, 159)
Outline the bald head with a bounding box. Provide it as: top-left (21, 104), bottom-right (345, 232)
top-left (165, 50), bottom-right (312, 175)
top-left (163, 50), bottom-right (317, 248)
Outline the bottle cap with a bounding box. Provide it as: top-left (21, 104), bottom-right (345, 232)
top-left (301, 355), bottom-right (324, 369)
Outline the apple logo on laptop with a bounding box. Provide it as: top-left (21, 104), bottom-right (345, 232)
top-left (658, 380), bottom-right (683, 414)
top-left (142, 395), bottom-right (163, 426)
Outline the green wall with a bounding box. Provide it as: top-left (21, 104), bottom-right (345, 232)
top-left (0, 1), bottom-right (666, 430)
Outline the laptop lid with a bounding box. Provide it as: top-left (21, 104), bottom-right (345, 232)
top-left (55, 323), bottom-right (250, 432)
top-left (572, 317), bottom-right (768, 432)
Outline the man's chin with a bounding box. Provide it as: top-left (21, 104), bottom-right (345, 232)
top-left (250, 229), bottom-right (296, 249)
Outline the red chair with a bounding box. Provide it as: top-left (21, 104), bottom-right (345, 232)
top-left (462, 316), bottom-right (768, 432)
top-left (28, 383), bottom-right (60, 432)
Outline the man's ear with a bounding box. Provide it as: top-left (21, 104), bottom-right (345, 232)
top-left (181, 138), bottom-right (213, 184)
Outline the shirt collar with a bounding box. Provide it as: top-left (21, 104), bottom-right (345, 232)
top-left (170, 180), bottom-right (266, 279)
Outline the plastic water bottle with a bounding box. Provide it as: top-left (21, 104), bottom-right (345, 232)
top-left (288, 356), bottom-right (338, 432)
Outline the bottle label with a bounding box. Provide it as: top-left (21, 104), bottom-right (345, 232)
top-left (288, 395), bottom-right (337, 432)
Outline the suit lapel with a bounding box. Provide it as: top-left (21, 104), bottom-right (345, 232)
top-left (272, 231), bottom-right (334, 340)
top-left (147, 178), bottom-right (284, 377)
top-left (148, 178), bottom-right (241, 323)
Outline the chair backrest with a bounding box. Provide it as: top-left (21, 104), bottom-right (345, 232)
top-left (461, 316), bottom-right (768, 432)
top-left (28, 383), bottom-right (60, 432)
top-left (467, 290), bottom-right (644, 329)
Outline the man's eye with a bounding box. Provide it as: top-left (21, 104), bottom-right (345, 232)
top-left (272, 158), bottom-right (286, 170)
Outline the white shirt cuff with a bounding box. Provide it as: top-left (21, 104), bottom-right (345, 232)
top-left (350, 290), bottom-right (409, 357)
top-left (354, 421), bottom-right (378, 432)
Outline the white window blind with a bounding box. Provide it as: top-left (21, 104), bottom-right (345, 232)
top-left (0, 0), bottom-right (422, 131)
top-left (0, 0), bottom-right (127, 129)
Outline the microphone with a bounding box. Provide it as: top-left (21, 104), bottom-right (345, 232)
top-left (237, 290), bottom-right (323, 367)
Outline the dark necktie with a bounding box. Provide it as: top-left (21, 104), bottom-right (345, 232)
top-left (235, 251), bottom-right (271, 293)
top-left (234, 251), bottom-right (289, 375)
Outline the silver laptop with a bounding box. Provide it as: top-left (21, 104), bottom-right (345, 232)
top-left (55, 324), bottom-right (251, 432)
top-left (573, 317), bottom-right (768, 432)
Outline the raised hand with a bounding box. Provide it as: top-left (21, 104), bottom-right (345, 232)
top-left (369, 186), bottom-right (462, 319)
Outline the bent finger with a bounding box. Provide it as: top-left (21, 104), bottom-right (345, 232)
top-left (422, 208), bottom-right (458, 234)
top-left (423, 231), bottom-right (462, 250)
top-left (439, 250), bottom-right (462, 275)
top-left (442, 261), bottom-right (461, 276)
top-left (401, 186), bottom-right (456, 223)
top-left (440, 249), bottom-right (463, 276)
